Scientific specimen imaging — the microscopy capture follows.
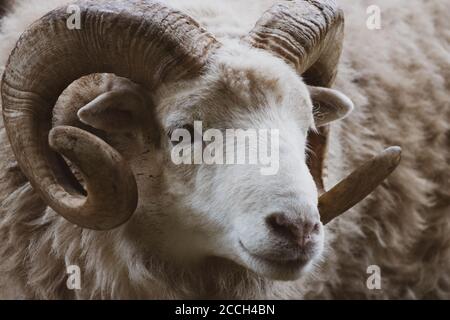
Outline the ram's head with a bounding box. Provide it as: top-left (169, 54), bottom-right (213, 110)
top-left (1, 0), bottom-right (400, 280)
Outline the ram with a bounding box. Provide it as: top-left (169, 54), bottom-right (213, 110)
top-left (0, 0), bottom-right (448, 299)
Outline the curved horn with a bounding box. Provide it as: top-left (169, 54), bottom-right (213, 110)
top-left (246, 2), bottom-right (402, 223)
top-left (319, 147), bottom-right (402, 224)
top-left (1, 0), bottom-right (218, 230)
top-left (245, 0), bottom-right (344, 87)
top-left (246, 0), bottom-right (345, 206)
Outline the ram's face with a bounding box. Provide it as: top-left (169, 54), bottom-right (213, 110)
top-left (153, 47), bottom-right (325, 280)
top-left (49, 45), bottom-right (354, 281)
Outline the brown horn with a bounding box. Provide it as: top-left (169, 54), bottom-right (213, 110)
top-left (1, 0), bottom-right (219, 230)
top-left (245, 0), bottom-right (344, 87)
top-left (319, 147), bottom-right (402, 224)
top-left (246, 0), bottom-right (345, 205)
top-left (246, 1), bottom-right (402, 221)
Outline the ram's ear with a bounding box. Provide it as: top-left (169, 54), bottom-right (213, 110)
top-left (77, 89), bottom-right (148, 132)
top-left (309, 86), bottom-right (354, 127)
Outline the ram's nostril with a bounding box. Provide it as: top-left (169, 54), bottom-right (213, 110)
top-left (312, 222), bottom-right (321, 234)
top-left (266, 213), bottom-right (321, 247)
top-left (266, 213), bottom-right (286, 229)
top-left (266, 213), bottom-right (301, 241)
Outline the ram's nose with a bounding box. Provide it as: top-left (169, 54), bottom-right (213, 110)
top-left (265, 212), bottom-right (321, 248)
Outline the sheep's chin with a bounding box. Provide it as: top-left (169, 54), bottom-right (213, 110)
top-left (235, 242), bottom-right (322, 281)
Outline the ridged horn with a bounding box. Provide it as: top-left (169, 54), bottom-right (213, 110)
top-left (245, 0), bottom-right (344, 87)
top-left (1, 0), bottom-right (218, 230)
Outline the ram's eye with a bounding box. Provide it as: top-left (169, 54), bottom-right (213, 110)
top-left (168, 124), bottom-right (196, 146)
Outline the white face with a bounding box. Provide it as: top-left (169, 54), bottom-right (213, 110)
top-left (70, 45), bottom-right (352, 281)
top-left (153, 46), bottom-right (324, 280)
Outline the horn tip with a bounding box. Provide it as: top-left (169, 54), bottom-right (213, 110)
top-left (384, 146), bottom-right (402, 164)
top-left (48, 125), bottom-right (75, 153)
top-left (48, 126), bottom-right (66, 150)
